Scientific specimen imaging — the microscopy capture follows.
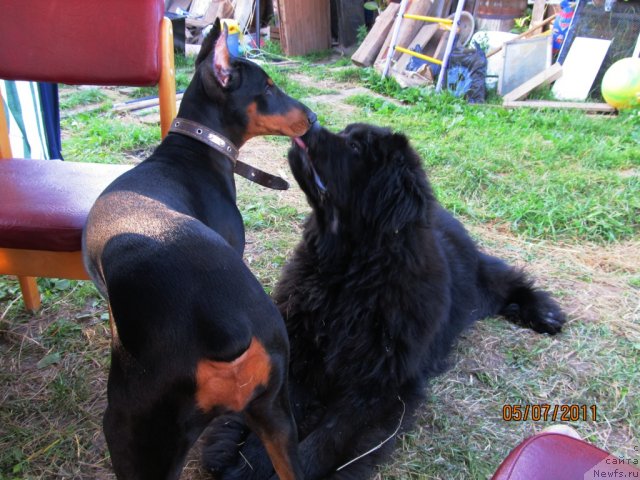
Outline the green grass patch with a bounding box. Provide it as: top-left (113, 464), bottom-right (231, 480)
top-left (325, 76), bottom-right (639, 242)
top-left (328, 66), bottom-right (362, 83)
top-left (1, 57), bottom-right (637, 480)
top-left (59, 89), bottom-right (109, 110)
top-left (262, 63), bottom-right (328, 98)
top-left (241, 201), bottom-right (302, 231)
top-left (61, 113), bottom-right (159, 164)
top-left (259, 40), bottom-right (285, 57)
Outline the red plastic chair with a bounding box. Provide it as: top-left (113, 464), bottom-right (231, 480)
top-left (0, 0), bottom-right (177, 311)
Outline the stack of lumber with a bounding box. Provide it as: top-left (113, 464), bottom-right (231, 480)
top-left (351, 0), bottom-right (454, 87)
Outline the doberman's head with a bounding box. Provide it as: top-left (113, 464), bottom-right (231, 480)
top-left (180, 19), bottom-right (316, 147)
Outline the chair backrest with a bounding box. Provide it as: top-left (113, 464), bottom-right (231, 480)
top-left (0, 0), bottom-right (165, 87)
top-left (0, 0), bottom-right (176, 146)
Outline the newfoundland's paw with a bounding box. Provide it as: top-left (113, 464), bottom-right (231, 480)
top-left (201, 415), bottom-right (248, 478)
top-left (504, 289), bottom-right (566, 335)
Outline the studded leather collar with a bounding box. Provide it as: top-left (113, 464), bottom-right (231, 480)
top-left (169, 118), bottom-right (289, 190)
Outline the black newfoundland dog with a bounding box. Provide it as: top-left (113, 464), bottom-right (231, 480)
top-left (203, 123), bottom-right (565, 480)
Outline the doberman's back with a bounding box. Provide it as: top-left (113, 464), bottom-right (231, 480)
top-left (81, 20), bottom-right (314, 480)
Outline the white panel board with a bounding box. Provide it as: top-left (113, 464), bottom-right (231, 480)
top-left (552, 37), bottom-right (611, 101)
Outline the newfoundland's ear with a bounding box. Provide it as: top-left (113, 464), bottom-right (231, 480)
top-left (386, 133), bottom-right (409, 163)
top-left (372, 131), bottom-right (409, 165)
top-left (196, 19), bottom-right (233, 88)
top-left (362, 131), bottom-right (425, 232)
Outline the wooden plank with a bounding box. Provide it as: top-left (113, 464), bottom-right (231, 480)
top-left (431, 0), bottom-right (453, 20)
top-left (503, 62), bottom-right (562, 101)
top-left (433, 28), bottom-right (449, 59)
top-left (391, 0), bottom-right (435, 62)
top-left (552, 37), bottom-right (611, 101)
top-left (0, 248), bottom-right (89, 279)
top-left (278, 0), bottom-right (331, 56)
top-left (503, 100), bottom-right (616, 113)
top-left (234, 0), bottom-right (255, 33)
top-left (375, 0), bottom-right (434, 65)
top-left (487, 14), bottom-right (557, 58)
top-left (394, 67), bottom-right (433, 87)
top-left (351, 2), bottom-right (400, 66)
top-left (114, 93), bottom-right (185, 112)
top-left (530, 0), bottom-right (547, 34)
top-left (394, 23), bottom-right (439, 73)
top-left (422, 27), bottom-right (445, 59)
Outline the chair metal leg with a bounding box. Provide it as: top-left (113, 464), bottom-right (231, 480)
top-left (18, 276), bottom-right (41, 311)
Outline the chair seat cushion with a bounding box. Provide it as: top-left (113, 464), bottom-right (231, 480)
top-left (0, 159), bottom-right (131, 252)
top-left (492, 432), bottom-right (640, 480)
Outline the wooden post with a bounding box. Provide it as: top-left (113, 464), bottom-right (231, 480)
top-left (351, 3), bottom-right (400, 67)
top-left (530, 0), bottom-right (547, 34)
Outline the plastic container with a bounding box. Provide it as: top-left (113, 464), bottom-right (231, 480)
top-left (220, 19), bottom-right (242, 56)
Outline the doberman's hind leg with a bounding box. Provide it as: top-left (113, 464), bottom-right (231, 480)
top-left (201, 346), bottom-right (302, 480)
top-left (244, 366), bottom-right (302, 480)
top-left (103, 346), bottom-right (210, 480)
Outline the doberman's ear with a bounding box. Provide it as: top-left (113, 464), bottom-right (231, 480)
top-left (212, 22), bottom-right (232, 88)
top-left (196, 18), bottom-right (221, 68)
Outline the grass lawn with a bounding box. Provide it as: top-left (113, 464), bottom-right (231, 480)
top-left (0, 52), bottom-right (638, 479)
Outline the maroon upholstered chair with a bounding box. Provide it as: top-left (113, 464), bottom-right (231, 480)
top-left (492, 432), bottom-right (640, 480)
top-left (0, 0), bottom-right (177, 311)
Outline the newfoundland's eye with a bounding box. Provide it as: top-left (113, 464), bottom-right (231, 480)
top-left (349, 142), bottom-right (360, 153)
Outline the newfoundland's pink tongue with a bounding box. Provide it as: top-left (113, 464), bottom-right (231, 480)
top-left (292, 137), bottom-right (325, 193)
top-left (293, 137), bottom-right (307, 150)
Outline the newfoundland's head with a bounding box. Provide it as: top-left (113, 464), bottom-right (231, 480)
top-left (289, 123), bottom-right (434, 239)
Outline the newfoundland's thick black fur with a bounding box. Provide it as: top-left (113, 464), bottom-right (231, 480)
top-left (203, 123), bottom-right (565, 480)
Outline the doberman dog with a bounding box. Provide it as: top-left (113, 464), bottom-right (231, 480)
top-left (82, 20), bottom-right (315, 480)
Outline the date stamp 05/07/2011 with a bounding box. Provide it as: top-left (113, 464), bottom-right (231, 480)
top-left (502, 403), bottom-right (598, 422)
